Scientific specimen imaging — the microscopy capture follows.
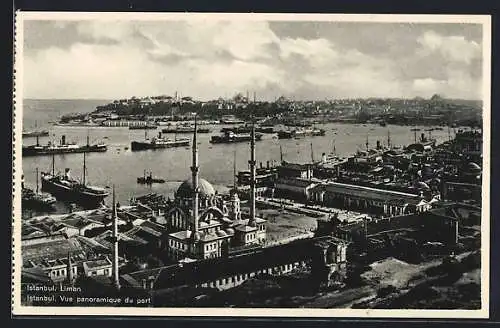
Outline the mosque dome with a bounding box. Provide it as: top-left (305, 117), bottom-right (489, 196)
top-left (176, 178), bottom-right (216, 198)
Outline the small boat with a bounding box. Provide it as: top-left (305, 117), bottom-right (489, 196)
top-left (137, 171), bottom-right (166, 184)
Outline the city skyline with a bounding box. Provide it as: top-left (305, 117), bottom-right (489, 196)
top-left (23, 19), bottom-right (484, 101)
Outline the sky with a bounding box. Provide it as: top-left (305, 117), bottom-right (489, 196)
top-left (22, 19), bottom-right (485, 101)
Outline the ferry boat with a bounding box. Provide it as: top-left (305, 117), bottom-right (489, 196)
top-left (162, 125), bottom-right (211, 133)
top-left (277, 128), bottom-right (326, 139)
top-left (210, 131), bottom-right (263, 144)
top-left (40, 153), bottom-right (109, 208)
top-left (22, 135), bottom-right (107, 157)
top-left (131, 131), bottom-right (190, 151)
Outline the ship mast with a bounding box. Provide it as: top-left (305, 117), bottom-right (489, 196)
top-left (387, 130), bottom-right (391, 149)
top-left (82, 152), bottom-right (86, 186)
top-left (279, 145), bottom-right (283, 163)
top-left (51, 154), bottom-right (55, 176)
top-left (35, 168), bottom-right (39, 194)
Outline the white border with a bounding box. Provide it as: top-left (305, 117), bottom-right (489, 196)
top-left (12, 12), bottom-right (491, 318)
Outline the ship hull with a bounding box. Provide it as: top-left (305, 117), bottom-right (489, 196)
top-left (129, 126), bottom-right (158, 130)
top-left (210, 134), bottom-right (263, 144)
top-left (22, 131), bottom-right (50, 138)
top-left (277, 129), bottom-right (325, 139)
top-left (22, 145), bottom-right (108, 157)
top-left (161, 128), bottom-right (211, 133)
top-left (131, 140), bottom-right (190, 151)
top-left (40, 176), bottom-right (108, 208)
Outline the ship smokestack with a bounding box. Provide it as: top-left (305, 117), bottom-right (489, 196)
top-left (376, 140), bottom-right (381, 149)
top-left (112, 185), bottom-right (120, 290)
top-left (61, 135), bottom-right (66, 145)
top-left (322, 152), bottom-right (327, 163)
top-left (191, 115), bottom-right (200, 242)
top-left (65, 168), bottom-right (71, 179)
top-left (266, 160), bottom-right (270, 169)
top-left (249, 118), bottom-right (257, 227)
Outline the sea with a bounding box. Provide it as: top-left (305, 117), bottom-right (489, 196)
top-left (20, 99), bottom-right (455, 216)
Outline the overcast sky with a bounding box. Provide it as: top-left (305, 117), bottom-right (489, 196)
top-left (22, 19), bottom-right (484, 100)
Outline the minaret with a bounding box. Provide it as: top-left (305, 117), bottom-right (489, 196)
top-left (191, 115), bottom-right (200, 241)
top-left (112, 185), bottom-right (120, 290)
top-left (66, 252), bottom-right (73, 284)
top-left (248, 117), bottom-right (257, 227)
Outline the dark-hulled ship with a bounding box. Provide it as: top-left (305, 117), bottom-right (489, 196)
top-left (210, 131), bottom-right (263, 144)
top-left (21, 171), bottom-right (56, 211)
top-left (129, 124), bottom-right (158, 130)
top-left (40, 153), bottom-right (109, 208)
top-left (220, 125), bottom-right (275, 134)
top-left (23, 135), bottom-right (107, 157)
top-left (162, 125), bottom-right (211, 133)
top-left (277, 128), bottom-right (326, 139)
top-left (22, 130), bottom-right (50, 138)
top-left (137, 171), bottom-right (166, 184)
top-left (131, 131), bottom-right (190, 151)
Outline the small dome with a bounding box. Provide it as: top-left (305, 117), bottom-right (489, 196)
top-left (176, 178), bottom-right (216, 198)
top-left (464, 162), bottom-right (481, 173)
top-left (415, 181), bottom-right (431, 190)
top-left (216, 230), bottom-right (227, 237)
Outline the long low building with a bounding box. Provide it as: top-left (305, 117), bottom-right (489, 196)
top-left (309, 181), bottom-right (432, 216)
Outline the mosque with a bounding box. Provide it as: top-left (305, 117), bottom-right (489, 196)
top-left (165, 118), bottom-right (267, 261)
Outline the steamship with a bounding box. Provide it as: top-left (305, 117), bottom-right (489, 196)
top-left (41, 153), bottom-right (109, 208)
top-left (161, 125), bottom-right (211, 133)
top-left (220, 125), bottom-right (275, 134)
top-left (131, 131), bottom-right (190, 151)
top-left (23, 135), bottom-right (107, 157)
top-left (277, 127), bottom-right (326, 139)
top-left (210, 131), bottom-right (263, 144)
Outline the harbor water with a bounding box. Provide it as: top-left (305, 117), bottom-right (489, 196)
top-left (21, 99), bottom-right (455, 211)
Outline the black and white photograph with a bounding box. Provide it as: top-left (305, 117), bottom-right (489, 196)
top-left (12, 12), bottom-right (491, 317)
